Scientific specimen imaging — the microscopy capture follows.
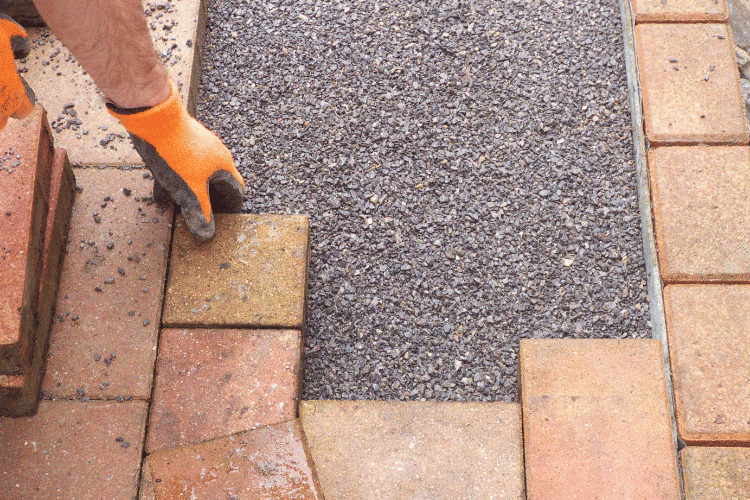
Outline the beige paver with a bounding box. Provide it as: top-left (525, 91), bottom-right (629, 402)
top-left (0, 150), bottom-right (76, 416)
top-left (635, 23), bottom-right (748, 146)
top-left (520, 339), bottom-right (680, 500)
top-left (649, 146), bottom-right (750, 282)
top-left (20, 0), bottom-right (206, 166)
top-left (163, 214), bottom-right (310, 329)
top-left (630, 0), bottom-right (729, 23)
top-left (681, 447), bottom-right (750, 499)
top-left (0, 107), bottom-right (54, 376)
top-left (147, 328), bottom-right (302, 453)
top-left (140, 419), bottom-right (323, 500)
top-left (41, 168), bottom-right (172, 400)
top-left (300, 400), bottom-right (525, 500)
top-left (664, 285), bottom-right (750, 445)
top-left (0, 400), bottom-right (147, 500)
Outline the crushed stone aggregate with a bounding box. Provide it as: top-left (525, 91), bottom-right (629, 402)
top-left (197, 0), bottom-right (649, 402)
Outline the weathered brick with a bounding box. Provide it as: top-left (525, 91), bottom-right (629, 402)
top-left (635, 24), bottom-right (748, 146)
top-left (681, 447), bottom-right (750, 499)
top-left (147, 328), bottom-right (301, 453)
top-left (0, 400), bottom-right (147, 499)
top-left (630, 0), bottom-right (729, 23)
top-left (664, 285), bottom-right (750, 445)
top-left (41, 168), bottom-right (172, 400)
top-left (141, 419), bottom-right (323, 500)
top-left (22, 0), bottom-right (206, 166)
top-left (300, 400), bottom-right (525, 500)
top-left (163, 214), bottom-right (309, 329)
top-left (649, 147), bottom-right (750, 282)
top-left (0, 150), bottom-right (75, 416)
top-left (0, 107), bottom-right (54, 375)
top-left (520, 339), bottom-right (680, 500)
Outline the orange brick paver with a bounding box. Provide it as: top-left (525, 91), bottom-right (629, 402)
top-left (163, 214), bottom-right (310, 329)
top-left (664, 285), bottom-right (750, 445)
top-left (147, 328), bottom-right (302, 453)
top-left (520, 339), bottom-right (680, 500)
top-left (0, 400), bottom-right (147, 500)
top-left (681, 447), bottom-right (750, 499)
top-left (300, 400), bottom-right (525, 500)
top-left (42, 168), bottom-right (172, 400)
top-left (141, 419), bottom-right (324, 500)
top-left (0, 108), bottom-right (54, 376)
top-left (630, 0), bottom-right (729, 23)
top-left (649, 146), bottom-right (750, 282)
top-left (635, 24), bottom-right (748, 146)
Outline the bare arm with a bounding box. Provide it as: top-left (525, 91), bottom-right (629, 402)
top-left (31, 0), bottom-right (169, 108)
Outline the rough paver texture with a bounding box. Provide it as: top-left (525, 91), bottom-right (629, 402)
top-left (147, 328), bottom-right (302, 453)
top-left (681, 447), bottom-right (750, 499)
top-left (0, 150), bottom-right (75, 416)
top-left (0, 107), bottom-right (54, 375)
top-left (630, 0), bottom-right (729, 22)
top-left (300, 400), bottom-right (524, 500)
top-left (41, 168), bottom-right (172, 400)
top-left (20, 0), bottom-right (206, 166)
top-left (520, 339), bottom-right (680, 500)
top-left (649, 146), bottom-right (750, 282)
top-left (664, 285), bottom-right (750, 445)
top-left (140, 419), bottom-right (323, 500)
top-left (0, 400), bottom-right (147, 500)
top-left (163, 214), bottom-right (309, 329)
top-left (635, 23), bottom-right (748, 145)
top-left (200, 0), bottom-right (649, 403)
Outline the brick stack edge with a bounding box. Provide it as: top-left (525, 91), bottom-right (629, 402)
top-left (0, 110), bottom-right (76, 417)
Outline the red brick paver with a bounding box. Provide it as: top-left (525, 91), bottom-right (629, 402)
top-left (635, 24), bottom-right (748, 146)
top-left (0, 400), bottom-right (147, 500)
top-left (42, 168), bottom-right (172, 400)
top-left (649, 146), bottom-right (750, 282)
top-left (0, 108), bottom-right (54, 375)
top-left (630, 0), bottom-right (729, 23)
top-left (681, 447), bottom-right (750, 499)
top-left (664, 285), bottom-right (750, 445)
top-left (141, 419), bottom-right (323, 500)
top-left (147, 328), bottom-right (301, 453)
top-left (300, 400), bottom-right (525, 500)
top-left (520, 339), bottom-right (680, 500)
top-left (163, 214), bottom-right (310, 329)
top-left (0, 150), bottom-right (75, 416)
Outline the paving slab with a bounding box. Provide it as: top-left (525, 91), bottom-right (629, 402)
top-left (0, 400), bottom-right (147, 500)
top-left (20, 0), bottom-right (206, 166)
top-left (520, 339), bottom-right (680, 500)
top-left (140, 419), bottom-right (323, 500)
top-left (664, 285), bottom-right (750, 445)
top-left (630, 0), bottom-right (729, 23)
top-left (147, 328), bottom-right (302, 454)
top-left (0, 107), bottom-right (54, 375)
top-left (41, 168), bottom-right (172, 400)
top-left (681, 446), bottom-right (750, 499)
top-left (649, 146), bottom-right (750, 282)
top-left (299, 400), bottom-right (525, 500)
top-left (635, 23), bottom-right (748, 146)
top-left (0, 150), bottom-right (76, 416)
top-left (163, 214), bottom-right (310, 329)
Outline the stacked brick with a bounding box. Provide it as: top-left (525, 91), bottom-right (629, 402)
top-left (631, 0), bottom-right (750, 496)
top-left (0, 108), bottom-right (75, 417)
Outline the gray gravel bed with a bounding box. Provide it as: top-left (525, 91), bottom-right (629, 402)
top-left (197, 0), bottom-right (649, 402)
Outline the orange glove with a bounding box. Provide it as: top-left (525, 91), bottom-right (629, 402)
top-left (0, 13), bottom-right (35, 130)
top-left (108, 80), bottom-right (245, 241)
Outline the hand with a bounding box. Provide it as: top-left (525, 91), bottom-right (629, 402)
top-left (108, 79), bottom-right (245, 242)
top-left (0, 13), bottom-right (35, 130)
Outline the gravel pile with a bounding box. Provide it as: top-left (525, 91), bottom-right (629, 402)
top-left (197, 0), bottom-right (649, 402)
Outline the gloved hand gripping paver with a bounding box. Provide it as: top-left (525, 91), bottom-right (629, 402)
top-left (0, 12), bottom-right (35, 130)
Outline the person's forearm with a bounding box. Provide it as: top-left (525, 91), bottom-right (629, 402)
top-left (31, 0), bottom-right (169, 108)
